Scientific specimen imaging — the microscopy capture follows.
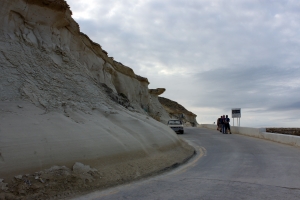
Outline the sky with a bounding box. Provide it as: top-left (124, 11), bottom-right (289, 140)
top-left (67, 0), bottom-right (300, 127)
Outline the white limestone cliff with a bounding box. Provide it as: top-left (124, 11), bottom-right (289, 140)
top-left (0, 0), bottom-right (194, 198)
top-left (148, 88), bottom-right (171, 123)
top-left (0, 0), bottom-right (153, 113)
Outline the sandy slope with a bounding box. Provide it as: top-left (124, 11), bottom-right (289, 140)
top-left (0, 100), bottom-right (186, 179)
top-left (0, 100), bottom-right (194, 199)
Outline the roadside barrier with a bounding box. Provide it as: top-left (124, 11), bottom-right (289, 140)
top-left (199, 124), bottom-right (300, 147)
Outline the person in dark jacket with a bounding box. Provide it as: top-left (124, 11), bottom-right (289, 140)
top-left (218, 116), bottom-right (223, 132)
top-left (217, 116), bottom-right (222, 131)
top-left (224, 115), bottom-right (231, 134)
top-left (221, 115), bottom-right (226, 134)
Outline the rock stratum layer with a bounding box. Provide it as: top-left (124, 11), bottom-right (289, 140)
top-left (266, 128), bottom-right (300, 136)
top-left (0, 0), bottom-right (194, 199)
top-left (159, 97), bottom-right (198, 126)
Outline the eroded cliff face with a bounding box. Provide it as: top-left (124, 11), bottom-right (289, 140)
top-left (148, 88), bottom-right (171, 123)
top-left (0, 0), bottom-right (151, 113)
top-left (158, 97), bottom-right (198, 126)
top-left (0, 1), bottom-right (195, 198)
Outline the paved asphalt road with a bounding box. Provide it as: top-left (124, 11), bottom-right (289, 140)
top-left (73, 127), bottom-right (300, 200)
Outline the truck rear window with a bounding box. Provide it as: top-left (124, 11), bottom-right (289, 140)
top-left (168, 120), bottom-right (182, 125)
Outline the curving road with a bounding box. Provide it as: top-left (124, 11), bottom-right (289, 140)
top-left (73, 127), bottom-right (300, 200)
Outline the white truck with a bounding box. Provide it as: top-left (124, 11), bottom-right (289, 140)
top-left (167, 120), bottom-right (184, 134)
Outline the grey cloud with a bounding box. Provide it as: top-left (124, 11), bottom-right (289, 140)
top-left (269, 101), bottom-right (300, 112)
top-left (75, 0), bottom-right (300, 72)
top-left (191, 66), bottom-right (300, 110)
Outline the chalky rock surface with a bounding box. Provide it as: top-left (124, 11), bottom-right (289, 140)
top-left (148, 88), bottom-right (171, 123)
top-left (159, 97), bottom-right (198, 126)
top-left (0, 0), bottom-right (194, 198)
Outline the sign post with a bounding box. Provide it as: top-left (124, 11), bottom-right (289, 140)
top-left (231, 108), bottom-right (241, 126)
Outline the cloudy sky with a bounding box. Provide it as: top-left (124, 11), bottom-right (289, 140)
top-left (67, 0), bottom-right (300, 127)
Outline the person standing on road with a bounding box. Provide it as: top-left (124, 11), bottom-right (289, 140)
top-left (217, 116), bottom-right (221, 131)
top-left (222, 115), bottom-right (226, 134)
top-left (220, 115), bottom-right (225, 134)
top-left (224, 115), bottom-right (231, 134)
top-left (218, 116), bottom-right (223, 132)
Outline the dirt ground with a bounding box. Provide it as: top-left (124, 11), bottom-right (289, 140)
top-left (266, 128), bottom-right (300, 136)
top-left (0, 140), bottom-right (194, 200)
